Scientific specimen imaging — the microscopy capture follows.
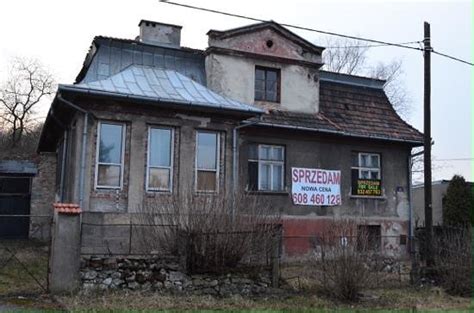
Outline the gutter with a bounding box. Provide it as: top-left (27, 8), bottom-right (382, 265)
top-left (58, 85), bottom-right (264, 115)
top-left (408, 147), bottom-right (430, 254)
top-left (251, 121), bottom-right (424, 146)
top-left (57, 94), bottom-right (89, 210)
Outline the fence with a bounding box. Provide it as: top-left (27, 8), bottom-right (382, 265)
top-left (80, 221), bottom-right (281, 271)
top-left (0, 214), bottom-right (52, 295)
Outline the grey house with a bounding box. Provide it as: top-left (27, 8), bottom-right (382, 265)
top-left (38, 20), bottom-right (423, 258)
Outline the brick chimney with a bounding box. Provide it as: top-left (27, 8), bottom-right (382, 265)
top-left (138, 20), bottom-right (182, 48)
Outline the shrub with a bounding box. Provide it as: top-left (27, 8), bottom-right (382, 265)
top-left (433, 226), bottom-right (471, 297)
top-left (312, 219), bottom-right (376, 302)
top-left (137, 192), bottom-right (281, 274)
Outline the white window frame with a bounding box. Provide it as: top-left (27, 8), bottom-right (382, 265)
top-left (195, 131), bottom-right (220, 193)
top-left (94, 121), bottom-right (126, 190)
top-left (249, 144), bottom-right (285, 191)
top-left (146, 126), bottom-right (174, 192)
top-left (353, 152), bottom-right (381, 180)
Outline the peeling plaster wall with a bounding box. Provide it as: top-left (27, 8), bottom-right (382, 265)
top-left (239, 127), bottom-right (412, 257)
top-left (206, 28), bottom-right (321, 114)
top-left (70, 101), bottom-right (236, 213)
top-left (206, 54), bottom-right (319, 114)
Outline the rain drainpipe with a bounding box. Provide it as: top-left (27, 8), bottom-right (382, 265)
top-left (231, 117), bottom-right (261, 216)
top-left (57, 94), bottom-right (89, 210)
top-left (408, 149), bottom-right (425, 249)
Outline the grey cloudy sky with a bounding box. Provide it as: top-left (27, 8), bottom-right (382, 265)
top-left (0, 0), bottom-right (471, 181)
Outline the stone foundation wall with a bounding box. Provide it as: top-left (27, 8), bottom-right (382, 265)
top-left (80, 256), bottom-right (274, 296)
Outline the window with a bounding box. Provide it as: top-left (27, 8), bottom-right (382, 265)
top-left (352, 152), bottom-right (381, 179)
top-left (255, 66), bottom-right (280, 102)
top-left (357, 225), bottom-right (381, 252)
top-left (351, 152), bottom-right (382, 196)
top-left (147, 127), bottom-right (173, 191)
top-left (95, 122), bottom-right (125, 189)
top-left (248, 144), bottom-right (285, 191)
top-left (196, 131), bottom-right (219, 192)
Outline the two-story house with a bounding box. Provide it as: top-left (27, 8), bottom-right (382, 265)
top-left (37, 20), bottom-right (423, 258)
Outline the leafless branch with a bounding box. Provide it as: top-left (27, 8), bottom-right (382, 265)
top-left (0, 57), bottom-right (56, 147)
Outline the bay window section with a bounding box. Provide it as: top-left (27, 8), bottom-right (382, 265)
top-left (196, 131), bottom-right (219, 192)
top-left (147, 127), bottom-right (173, 191)
top-left (95, 122), bottom-right (125, 189)
top-left (248, 144), bottom-right (285, 192)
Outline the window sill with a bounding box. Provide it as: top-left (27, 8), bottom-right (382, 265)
top-left (247, 190), bottom-right (289, 196)
top-left (349, 195), bottom-right (387, 200)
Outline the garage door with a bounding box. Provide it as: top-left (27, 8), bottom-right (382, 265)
top-left (0, 177), bottom-right (31, 239)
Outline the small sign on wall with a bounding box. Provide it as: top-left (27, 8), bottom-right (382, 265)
top-left (291, 167), bottom-right (342, 206)
top-left (353, 179), bottom-right (382, 196)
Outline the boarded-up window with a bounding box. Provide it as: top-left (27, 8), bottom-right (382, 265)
top-left (358, 225), bottom-right (381, 251)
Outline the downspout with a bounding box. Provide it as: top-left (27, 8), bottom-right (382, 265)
top-left (57, 94), bottom-right (89, 210)
top-left (409, 149), bottom-right (425, 249)
top-left (231, 117), bottom-right (262, 216)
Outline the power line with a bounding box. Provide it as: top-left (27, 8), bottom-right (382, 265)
top-left (325, 41), bottom-right (422, 49)
top-left (432, 49), bottom-right (474, 66)
top-left (160, 1), bottom-right (422, 51)
top-left (433, 158), bottom-right (474, 162)
top-left (160, 1), bottom-right (473, 66)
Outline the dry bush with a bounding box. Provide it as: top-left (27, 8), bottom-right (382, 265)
top-left (433, 226), bottom-right (471, 297)
top-left (137, 192), bottom-right (281, 274)
top-left (311, 219), bottom-right (376, 302)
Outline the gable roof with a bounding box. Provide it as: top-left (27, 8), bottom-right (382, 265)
top-left (60, 65), bottom-right (263, 114)
top-left (207, 21), bottom-right (325, 55)
top-left (256, 73), bottom-right (423, 145)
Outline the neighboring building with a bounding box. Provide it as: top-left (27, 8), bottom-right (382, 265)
top-left (37, 20), bottom-right (423, 258)
top-left (0, 160), bottom-right (36, 239)
top-left (412, 180), bottom-right (474, 227)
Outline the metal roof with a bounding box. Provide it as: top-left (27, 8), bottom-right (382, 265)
top-left (61, 65), bottom-right (264, 114)
top-left (0, 160), bottom-right (37, 175)
top-left (78, 36), bottom-right (206, 85)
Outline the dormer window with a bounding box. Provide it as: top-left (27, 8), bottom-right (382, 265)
top-left (255, 66), bottom-right (280, 102)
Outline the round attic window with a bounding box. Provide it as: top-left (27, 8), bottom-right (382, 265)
top-left (266, 40), bottom-right (274, 48)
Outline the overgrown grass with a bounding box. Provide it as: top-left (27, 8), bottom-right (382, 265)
top-left (0, 240), bottom-right (49, 295)
top-left (57, 287), bottom-right (470, 312)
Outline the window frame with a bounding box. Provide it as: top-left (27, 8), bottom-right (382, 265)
top-left (254, 66), bottom-right (281, 103)
top-left (94, 121), bottom-right (126, 190)
top-left (146, 126), bottom-right (174, 192)
top-left (248, 144), bottom-right (285, 192)
top-left (352, 152), bottom-right (381, 180)
top-left (195, 130), bottom-right (220, 193)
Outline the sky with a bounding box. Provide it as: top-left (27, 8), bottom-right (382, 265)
top-left (0, 0), bottom-right (471, 182)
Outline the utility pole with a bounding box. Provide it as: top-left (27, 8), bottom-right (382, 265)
top-left (423, 21), bottom-right (434, 267)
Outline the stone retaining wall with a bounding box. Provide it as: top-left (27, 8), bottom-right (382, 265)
top-left (80, 256), bottom-right (274, 296)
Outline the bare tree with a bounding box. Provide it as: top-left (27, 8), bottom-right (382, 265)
top-left (0, 58), bottom-right (55, 147)
top-left (323, 38), bottom-right (411, 118)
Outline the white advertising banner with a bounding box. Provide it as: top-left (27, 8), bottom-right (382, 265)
top-left (291, 167), bottom-right (342, 206)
